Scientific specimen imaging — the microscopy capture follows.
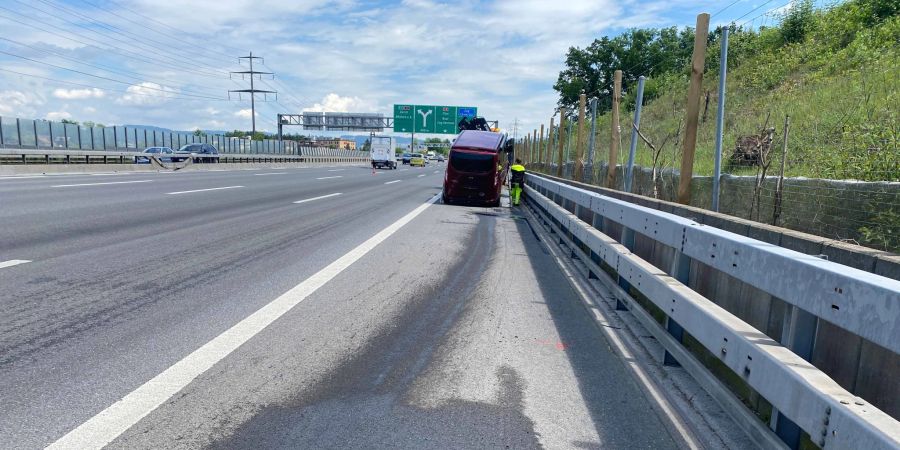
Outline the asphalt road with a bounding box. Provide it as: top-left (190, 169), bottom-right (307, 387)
top-left (0, 163), bottom-right (684, 449)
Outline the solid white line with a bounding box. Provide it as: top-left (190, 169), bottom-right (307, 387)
top-left (293, 193), bottom-right (342, 204)
top-left (0, 259), bottom-right (31, 269)
top-left (47, 193), bottom-right (440, 450)
top-left (52, 180), bottom-right (153, 188)
top-left (316, 176), bottom-right (342, 180)
top-left (384, 180), bottom-right (401, 185)
top-left (417, 174), bottom-right (425, 178)
top-left (253, 172), bottom-right (287, 176)
top-left (165, 186), bottom-right (243, 195)
top-left (327, 169), bottom-right (344, 172)
top-left (433, 170), bottom-right (439, 174)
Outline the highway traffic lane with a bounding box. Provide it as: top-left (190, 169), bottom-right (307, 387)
top-left (0, 172), bottom-right (444, 448)
top-left (103, 200), bottom-right (683, 449)
top-left (0, 166), bottom-right (442, 258)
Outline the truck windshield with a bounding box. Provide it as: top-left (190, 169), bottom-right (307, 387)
top-left (449, 151), bottom-right (494, 173)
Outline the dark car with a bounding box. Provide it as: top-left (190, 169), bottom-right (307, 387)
top-left (135, 146), bottom-right (174, 164)
top-left (442, 130), bottom-right (507, 207)
top-left (401, 153), bottom-right (412, 165)
top-left (175, 143), bottom-right (219, 163)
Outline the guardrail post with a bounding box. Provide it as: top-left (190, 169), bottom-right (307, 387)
top-left (664, 250), bottom-right (691, 366)
top-left (586, 97), bottom-right (598, 183)
top-left (615, 227), bottom-right (636, 310)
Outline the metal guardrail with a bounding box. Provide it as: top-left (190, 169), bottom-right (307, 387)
top-left (0, 148), bottom-right (368, 164)
top-left (524, 173), bottom-right (900, 450)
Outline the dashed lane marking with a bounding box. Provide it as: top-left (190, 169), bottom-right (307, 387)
top-left (165, 186), bottom-right (244, 195)
top-left (293, 193), bottom-right (342, 204)
top-left (0, 260), bottom-right (31, 269)
top-left (52, 180), bottom-right (154, 188)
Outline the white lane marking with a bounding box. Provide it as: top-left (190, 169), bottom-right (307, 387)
top-left (384, 180), bottom-right (401, 185)
top-left (0, 259), bottom-right (31, 269)
top-left (165, 186), bottom-right (244, 195)
top-left (52, 180), bottom-right (154, 188)
top-left (293, 193), bottom-right (342, 204)
top-left (316, 176), bottom-right (343, 180)
top-left (48, 193), bottom-right (440, 450)
top-left (253, 172), bottom-right (287, 176)
top-left (433, 170), bottom-right (439, 174)
top-left (417, 174), bottom-right (425, 178)
top-left (327, 169), bottom-right (344, 172)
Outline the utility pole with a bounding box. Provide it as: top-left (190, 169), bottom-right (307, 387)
top-left (229, 52), bottom-right (276, 136)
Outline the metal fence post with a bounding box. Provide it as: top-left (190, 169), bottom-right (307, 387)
top-left (624, 76), bottom-right (646, 193)
top-left (90, 127), bottom-right (95, 150)
top-left (102, 127), bottom-right (107, 150)
top-left (63, 123), bottom-right (68, 149)
top-left (113, 127), bottom-right (118, 150)
top-left (49, 121), bottom-right (54, 148)
top-left (0, 117), bottom-right (4, 146)
top-left (33, 120), bottom-right (38, 148)
top-left (712, 28), bottom-right (729, 212)
top-left (77, 126), bottom-right (82, 149)
top-left (586, 97), bottom-right (598, 183)
top-left (124, 127), bottom-right (129, 149)
top-left (16, 118), bottom-right (22, 147)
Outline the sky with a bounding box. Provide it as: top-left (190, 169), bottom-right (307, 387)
top-left (0, 0), bottom-right (829, 138)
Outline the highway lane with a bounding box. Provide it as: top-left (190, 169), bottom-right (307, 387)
top-left (0, 163), bottom-right (686, 448)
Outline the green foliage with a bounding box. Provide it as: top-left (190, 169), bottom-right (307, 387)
top-left (193, 128), bottom-right (205, 136)
top-left (250, 131), bottom-right (266, 141)
top-left (780, 0), bottom-right (816, 45)
top-left (859, 207), bottom-right (900, 251)
top-left (60, 119), bottom-right (78, 125)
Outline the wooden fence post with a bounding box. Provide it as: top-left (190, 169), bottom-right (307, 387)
top-left (676, 13), bottom-right (711, 205)
top-left (575, 93), bottom-right (587, 180)
top-left (607, 70), bottom-right (623, 189)
top-left (538, 123), bottom-right (545, 171)
top-left (556, 109), bottom-right (567, 177)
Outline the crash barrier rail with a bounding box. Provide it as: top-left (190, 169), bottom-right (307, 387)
top-left (524, 173), bottom-right (900, 450)
top-left (0, 148), bottom-right (369, 165)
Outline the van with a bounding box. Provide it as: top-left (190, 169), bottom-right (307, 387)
top-left (442, 130), bottom-right (508, 207)
top-left (370, 136), bottom-right (397, 169)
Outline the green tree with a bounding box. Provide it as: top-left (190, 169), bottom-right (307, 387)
top-left (193, 128), bottom-right (206, 137)
top-left (60, 119), bottom-right (78, 125)
top-left (780, 0), bottom-right (816, 45)
top-left (251, 131), bottom-right (266, 141)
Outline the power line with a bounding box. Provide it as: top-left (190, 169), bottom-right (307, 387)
top-left (0, 37), bottom-right (226, 97)
top-left (0, 48), bottom-right (228, 100)
top-left (0, 67), bottom-right (231, 101)
top-left (2, 1), bottom-right (227, 79)
top-left (74, 0), bottom-right (243, 61)
top-left (101, 0), bottom-right (249, 55)
top-left (0, 7), bottom-right (225, 80)
top-left (18, 0), bottom-right (233, 77)
top-left (732, 0), bottom-right (779, 23)
top-left (712, 0), bottom-right (743, 17)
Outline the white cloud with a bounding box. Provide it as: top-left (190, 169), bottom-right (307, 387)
top-left (0, 90), bottom-right (43, 117)
top-left (301, 93), bottom-right (378, 113)
top-left (53, 88), bottom-right (105, 100)
top-left (116, 82), bottom-right (179, 106)
top-left (234, 109), bottom-right (259, 119)
top-left (45, 111), bottom-right (72, 121)
top-left (83, 106), bottom-right (97, 114)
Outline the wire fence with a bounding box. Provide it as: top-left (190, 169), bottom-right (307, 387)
top-left (520, 6), bottom-right (900, 253)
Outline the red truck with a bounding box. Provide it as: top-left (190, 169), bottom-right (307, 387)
top-left (442, 130), bottom-right (511, 207)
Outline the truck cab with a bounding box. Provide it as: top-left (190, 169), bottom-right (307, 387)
top-left (442, 130), bottom-right (508, 207)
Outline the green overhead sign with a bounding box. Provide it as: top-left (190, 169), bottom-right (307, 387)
top-left (393, 104), bottom-right (477, 134)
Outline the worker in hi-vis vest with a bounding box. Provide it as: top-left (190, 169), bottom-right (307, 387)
top-left (509, 159), bottom-right (526, 206)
